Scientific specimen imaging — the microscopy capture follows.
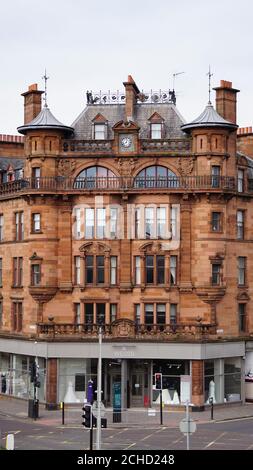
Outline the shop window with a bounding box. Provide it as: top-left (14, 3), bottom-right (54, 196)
top-left (75, 374), bottom-right (85, 392)
top-left (224, 358), bottom-right (241, 402)
top-left (204, 359), bottom-right (222, 404)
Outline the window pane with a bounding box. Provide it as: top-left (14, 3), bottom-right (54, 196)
top-left (97, 256), bottom-right (104, 284)
top-left (85, 304), bottom-right (93, 324)
top-left (110, 304), bottom-right (117, 323)
top-left (145, 208), bottom-right (154, 239)
top-left (110, 256), bottom-right (117, 285)
top-left (170, 256), bottom-right (177, 285)
top-left (135, 304), bottom-right (140, 324)
top-left (85, 209), bottom-right (94, 238)
top-left (94, 124), bottom-right (105, 140)
top-left (157, 256), bottom-right (165, 284)
top-left (170, 304), bottom-right (177, 323)
top-left (145, 304), bottom-right (154, 324)
top-left (96, 208), bottom-right (106, 239)
top-left (97, 303), bottom-right (105, 324)
top-left (146, 256), bottom-right (154, 284)
top-left (157, 207), bottom-right (166, 238)
top-left (157, 304), bottom-right (166, 324)
top-left (110, 208), bottom-right (117, 238)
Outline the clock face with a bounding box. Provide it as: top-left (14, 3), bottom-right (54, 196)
top-left (121, 136), bottom-right (132, 148)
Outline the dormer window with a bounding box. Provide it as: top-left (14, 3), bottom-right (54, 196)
top-left (151, 123), bottom-right (162, 139)
top-left (92, 113), bottom-right (108, 140)
top-left (94, 124), bottom-right (106, 140)
top-left (148, 112), bottom-right (165, 139)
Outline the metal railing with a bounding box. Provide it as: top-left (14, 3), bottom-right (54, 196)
top-left (0, 176), bottom-right (250, 197)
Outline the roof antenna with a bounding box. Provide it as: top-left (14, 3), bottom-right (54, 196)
top-left (207, 65), bottom-right (213, 105)
top-left (172, 71), bottom-right (185, 91)
top-left (42, 69), bottom-right (49, 108)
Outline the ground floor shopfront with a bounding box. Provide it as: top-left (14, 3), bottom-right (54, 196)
top-left (0, 338), bottom-right (247, 409)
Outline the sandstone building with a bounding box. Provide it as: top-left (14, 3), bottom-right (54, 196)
top-left (0, 76), bottom-right (253, 409)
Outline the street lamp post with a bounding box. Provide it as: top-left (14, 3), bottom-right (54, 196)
top-left (96, 326), bottom-right (102, 450)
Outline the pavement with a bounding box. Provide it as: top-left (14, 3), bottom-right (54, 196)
top-left (1, 395), bottom-right (253, 428)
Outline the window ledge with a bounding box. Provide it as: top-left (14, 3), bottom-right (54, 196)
top-left (11, 285), bottom-right (24, 289)
top-left (30, 231), bottom-right (43, 235)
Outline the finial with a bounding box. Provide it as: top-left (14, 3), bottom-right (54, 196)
top-left (42, 69), bottom-right (49, 108)
top-left (207, 65), bottom-right (213, 105)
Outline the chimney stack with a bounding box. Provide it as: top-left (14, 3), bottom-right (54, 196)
top-left (213, 80), bottom-right (240, 124)
top-left (21, 84), bottom-right (44, 124)
top-left (123, 75), bottom-right (140, 121)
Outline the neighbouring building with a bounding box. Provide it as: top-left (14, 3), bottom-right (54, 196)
top-left (1, 76), bottom-right (253, 409)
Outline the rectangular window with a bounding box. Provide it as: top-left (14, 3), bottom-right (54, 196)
top-left (32, 167), bottom-right (40, 188)
top-left (157, 255), bottom-right (165, 284)
top-left (110, 304), bottom-right (117, 323)
top-left (97, 303), bottom-right (106, 324)
top-left (86, 255), bottom-right (93, 284)
top-left (15, 212), bottom-right (24, 241)
top-left (32, 213), bottom-right (41, 232)
top-left (151, 123), bottom-right (162, 139)
top-left (145, 207), bottom-right (155, 239)
top-left (0, 215), bottom-right (4, 241)
top-left (0, 300), bottom-right (2, 327)
top-left (110, 256), bottom-right (117, 285)
top-left (212, 264), bottom-right (221, 285)
top-left (170, 256), bottom-right (177, 285)
top-left (157, 207), bottom-right (166, 238)
top-left (31, 264), bottom-right (41, 286)
top-left (74, 303), bottom-right (81, 324)
top-left (238, 257), bottom-right (246, 286)
top-left (170, 304), bottom-right (177, 324)
top-left (12, 302), bottom-right (23, 332)
top-left (135, 256), bottom-right (141, 284)
top-left (145, 304), bottom-right (154, 325)
top-left (94, 124), bottom-right (105, 140)
top-left (211, 166), bottom-right (220, 188)
top-left (135, 208), bottom-right (141, 239)
top-left (170, 206), bottom-right (177, 238)
top-left (0, 258), bottom-right (2, 287)
top-left (85, 303), bottom-right (93, 324)
top-left (85, 208), bottom-right (94, 239)
top-left (13, 257), bottom-right (23, 287)
top-left (238, 169), bottom-right (244, 192)
top-left (75, 208), bottom-right (81, 238)
top-left (237, 210), bottom-right (244, 240)
top-left (135, 304), bottom-right (140, 324)
top-left (97, 256), bottom-right (104, 284)
top-left (146, 255), bottom-right (154, 284)
top-left (74, 256), bottom-right (81, 285)
top-left (239, 303), bottom-right (246, 332)
top-left (157, 304), bottom-right (166, 324)
top-left (211, 212), bottom-right (222, 232)
top-left (96, 208), bottom-right (106, 239)
top-left (75, 374), bottom-right (85, 392)
top-left (110, 208), bottom-right (117, 238)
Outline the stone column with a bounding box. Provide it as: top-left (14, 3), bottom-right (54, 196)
top-left (46, 358), bottom-right (58, 410)
top-left (180, 203), bottom-right (192, 291)
top-left (58, 206), bottom-right (73, 292)
top-left (191, 360), bottom-right (204, 408)
top-left (121, 359), bottom-right (128, 410)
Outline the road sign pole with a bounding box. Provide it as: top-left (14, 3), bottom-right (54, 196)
top-left (96, 326), bottom-right (102, 450)
top-left (90, 412), bottom-right (93, 451)
top-left (186, 401), bottom-right (190, 450)
top-left (160, 389), bottom-right (163, 425)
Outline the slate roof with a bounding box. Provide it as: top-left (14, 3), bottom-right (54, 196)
top-left (72, 103), bottom-right (187, 140)
top-left (18, 106), bottom-right (74, 135)
top-left (0, 157), bottom-right (24, 171)
top-left (181, 104), bottom-right (238, 133)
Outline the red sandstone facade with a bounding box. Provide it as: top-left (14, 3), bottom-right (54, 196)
top-left (0, 76), bottom-right (253, 409)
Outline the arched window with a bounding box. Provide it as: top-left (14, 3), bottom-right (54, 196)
top-left (134, 166), bottom-right (178, 188)
top-left (74, 166), bottom-right (116, 189)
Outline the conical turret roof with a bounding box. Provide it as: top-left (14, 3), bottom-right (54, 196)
top-left (18, 106), bottom-right (74, 135)
top-left (181, 103), bottom-right (238, 133)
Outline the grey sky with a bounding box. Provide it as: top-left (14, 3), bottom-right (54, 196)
top-left (0, 0), bottom-right (252, 134)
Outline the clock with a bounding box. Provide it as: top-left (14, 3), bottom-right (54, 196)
top-left (119, 134), bottom-right (134, 152)
top-left (121, 136), bottom-right (132, 148)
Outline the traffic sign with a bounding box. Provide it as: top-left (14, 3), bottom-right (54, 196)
top-left (92, 401), bottom-right (105, 418)
top-left (179, 418), bottom-right (196, 436)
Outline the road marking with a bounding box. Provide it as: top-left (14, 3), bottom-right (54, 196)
top-left (215, 416), bottom-right (253, 424)
top-left (140, 432), bottom-right (155, 441)
top-left (124, 443), bottom-right (136, 450)
top-left (205, 432), bottom-right (226, 448)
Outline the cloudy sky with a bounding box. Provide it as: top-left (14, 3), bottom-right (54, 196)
top-left (0, 0), bottom-right (252, 134)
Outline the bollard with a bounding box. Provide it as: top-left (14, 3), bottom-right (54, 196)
top-left (60, 401), bottom-right (65, 425)
top-left (209, 397), bottom-right (214, 420)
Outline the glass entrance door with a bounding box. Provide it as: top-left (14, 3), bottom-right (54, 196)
top-left (131, 372), bottom-right (144, 406)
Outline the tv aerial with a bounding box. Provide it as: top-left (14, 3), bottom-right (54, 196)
top-left (172, 71), bottom-right (185, 90)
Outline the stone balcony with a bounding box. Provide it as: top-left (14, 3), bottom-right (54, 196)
top-left (0, 175), bottom-right (248, 199)
top-left (36, 319), bottom-right (216, 342)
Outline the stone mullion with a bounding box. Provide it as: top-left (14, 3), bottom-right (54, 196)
top-left (180, 203), bottom-right (192, 290)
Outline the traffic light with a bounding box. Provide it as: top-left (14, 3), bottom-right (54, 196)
top-left (30, 361), bottom-right (37, 383)
top-left (82, 405), bottom-right (92, 428)
top-left (155, 373), bottom-right (162, 390)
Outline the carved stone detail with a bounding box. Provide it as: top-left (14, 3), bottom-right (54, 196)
top-left (79, 241), bottom-right (111, 255)
top-left (177, 157), bottom-right (194, 176)
top-left (117, 158), bottom-right (136, 176)
top-left (29, 286), bottom-right (58, 304)
top-left (111, 319), bottom-right (135, 337)
top-left (58, 159), bottom-right (76, 176)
